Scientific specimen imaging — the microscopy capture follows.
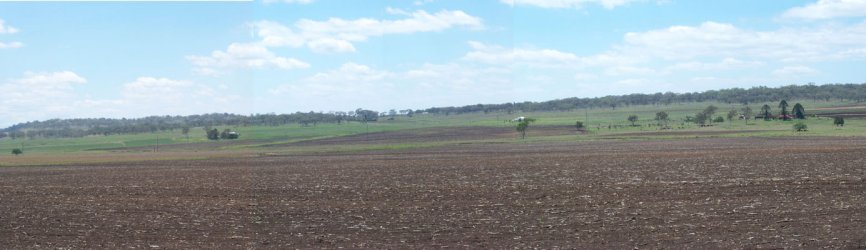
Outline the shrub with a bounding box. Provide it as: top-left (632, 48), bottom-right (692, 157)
top-left (11, 148), bottom-right (22, 155)
top-left (575, 121), bottom-right (585, 131)
top-left (793, 122), bottom-right (808, 132)
top-left (713, 116), bottom-right (725, 123)
top-left (834, 117), bottom-right (845, 127)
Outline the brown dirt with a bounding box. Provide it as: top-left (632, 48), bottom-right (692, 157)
top-left (603, 129), bottom-right (775, 137)
top-left (280, 125), bottom-right (578, 147)
top-left (1, 137), bottom-right (865, 248)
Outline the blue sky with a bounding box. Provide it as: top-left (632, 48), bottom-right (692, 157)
top-left (1, 0), bottom-right (866, 126)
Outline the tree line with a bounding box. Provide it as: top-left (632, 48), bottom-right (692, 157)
top-left (422, 83), bottom-right (866, 115)
top-left (0, 109), bottom-right (382, 139)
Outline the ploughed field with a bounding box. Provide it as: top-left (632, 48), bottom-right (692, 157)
top-left (1, 137), bottom-right (865, 248)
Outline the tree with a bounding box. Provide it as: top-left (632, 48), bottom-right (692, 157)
top-left (834, 117), bottom-right (845, 127)
top-left (575, 121), bottom-right (585, 131)
top-left (703, 105), bottom-right (718, 120)
top-left (516, 118), bottom-right (537, 139)
top-left (761, 104), bottom-right (772, 121)
top-left (726, 109), bottom-right (738, 123)
top-left (792, 103), bottom-right (806, 119)
top-left (694, 112), bottom-right (709, 126)
top-left (779, 100), bottom-right (790, 120)
top-left (793, 122), bottom-right (808, 132)
top-left (655, 111), bottom-right (669, 126)
top-left (181, 126), bottom-right (191, 140)
top-left (11, 148), bottom-right (22, 156)
top-left (627, 115), bottom-right (639, 126)
top-left (741, 106), bottom-right (754, 123)
top-left (205, 127), bottom-right (219, 140)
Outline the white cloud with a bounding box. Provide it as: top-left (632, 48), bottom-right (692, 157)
top-left (782, 0), bottom-right (866, 20)
top-left (262, 0), bottom-right (314, 4)
top-left (0, 19), bottom-right (22, 49)
top-left (0, 41), bottom-right (23, 49)
top-left (667, 58), bottom-right (765, 71)
top-left (616, 21), bottom-right (866, 62)
top-left (0, 19), bottom-right (18, 34)
top-left (501, 0), bottom-right (641, 9)
top-left (187, 43), bottom-right (310, 76)
top-left (772, 66), bottom-right (820, 76)
top-left (462, 41), bottom-right (578, 66)
top-left (307, 38), bottom-right (356, 53)
top-left (250, 9), bottom-right (483, 53)
top-left (268, 62), bottom-right (520, 112)
top-left (0, 71), bottom-right (87, 124)
top-left (0, 72), bottom-right (253, 126)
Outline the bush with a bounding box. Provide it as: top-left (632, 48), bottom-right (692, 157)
top-left (575, 121), bottom-right (585, 130)
top-left (11, 148), bottom-right (22, 155)
top-left (793, 122), bottom-right (808, 132)
top-left (834, 117), bottom-right (845, 127)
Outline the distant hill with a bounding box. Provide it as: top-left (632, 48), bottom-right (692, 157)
top-left (2, 83), bottom-right (865, 139)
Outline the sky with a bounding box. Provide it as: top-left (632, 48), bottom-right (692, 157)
top-left (1, 0), bottom-right (866, 126)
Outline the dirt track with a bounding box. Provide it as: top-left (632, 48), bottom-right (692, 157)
top-left (1, 137), bottom-right (865, 248)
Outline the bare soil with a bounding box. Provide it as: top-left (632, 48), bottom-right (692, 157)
top-left (1, 137), bottom-right (865, 248)
top-left (282, 125), bottom-right (577, 146)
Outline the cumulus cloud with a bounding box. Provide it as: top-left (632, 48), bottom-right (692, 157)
top-left (268, 62), bottom-right (520, 112)
top-left (501, 0), bottom-right (641, 9)
top-left (262, 0), bottom-right (314, 4)
top-left (187, 43), bottom-right (310, 76)
top-left (0, 71), bottom-right (251, 126)
top-left (782, 0), bottom-right (866, 20)
top-left (772, 66), bottom-right (820, 76)
top-left (0, 19), bottom-right (18, 34)
top-left (0, 71), bottom-right (87, 124)
top-left (615, 21), bottom-right (866, 62)
top-left (250, 9), bottom-right (483, 53)
top-left (462, 41), bottom-right (578, 67)
top-left (0, 19), bottom-right (23, 49)
top-left (0, 41), bottom-right (23, 49)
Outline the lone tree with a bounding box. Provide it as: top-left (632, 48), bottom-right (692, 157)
top-left (792, 103), bottom-right (806, 119)
top-left (627, 115), bottom-right (639, 126)
top-left (779, 100), bottom-right (790, 121)
top-left (741, 106), bottom-right (754, 123)
top-left (516, 118), bottom-right (537, 139)
top-left (761, 104), bottom-right (772, 121)
top-left (11, 148), bottom-right (22, 156)
top-left (834, 117), bottom-right (845, 127)
top-left (655, 111), bottom-right (669, 126)
top-left (575, 121), bottom-right (585, 131)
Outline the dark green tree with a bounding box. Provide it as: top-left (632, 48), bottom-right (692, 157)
top-left (655, 111), bottom-right (669, 126)
top-left (575, 121), bottom-right (585, 131)
top-left (779, 100), bottom-right (790, 120)
top-left (627, 115), bottom-right (639, 126)
top-left (761, 104), bottom-right (772, 121)
top-left (834, 117), bottom-right (845, 127)
top-left (11, 148), bottom-right (22, 156)
top-left (792, 103), bottom-right (806, 119)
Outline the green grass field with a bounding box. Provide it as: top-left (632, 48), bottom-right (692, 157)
top-left (1, 100), bottom-right (865, 160)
